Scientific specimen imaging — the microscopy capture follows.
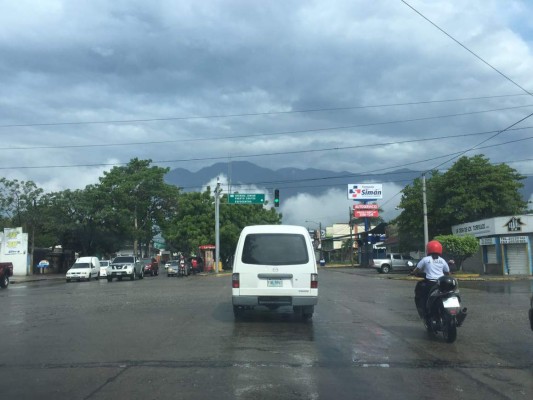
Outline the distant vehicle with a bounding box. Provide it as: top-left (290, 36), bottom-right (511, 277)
top-left (141, 258), bottom-right (159, 276)
top-left (232, 225), bottom-right (318, 320)
top-left (107, 256), bottom-right (144, 282)
top-left (188, 256), bottom-right (203, 274)
top-left (167, 261), bottom-right (180, 277)
top-left (0, 262), bottom-right (13, 289)
top-left (178, 258), bottom-right (190, 277)
top-left (369, 253), bottom-right (419, 274)
top-left (66, 257), bottom-right (100, 282)
top-left (99, 260), bottom-right (110, 277)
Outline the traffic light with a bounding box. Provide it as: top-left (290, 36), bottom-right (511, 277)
top-left (274, 189), bottom-right (280, 207)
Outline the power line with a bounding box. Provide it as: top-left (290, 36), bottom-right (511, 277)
top-left (401, 0), bottom-right (533, 96)
top-left (0, 93), bottom-right (531, 129)
top-left (1, 124), bottom-right (531, 152)
top-left (1, 104), bottom-right (532, 150)
top-left (177, 151), bottom-right (533, 191)
top-left (429, 111), bottom-right (533, 171)
top-left (0, 130), bottom-right (530, 171)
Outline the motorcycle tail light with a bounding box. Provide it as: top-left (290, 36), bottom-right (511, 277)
top-left (311, 273), bottom-right (318, 289)
top-left (232, 273), bottom-right (240, 289)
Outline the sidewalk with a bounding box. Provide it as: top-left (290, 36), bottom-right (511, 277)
top-left (10, 273), bottom-right (66, 284)
top-left (322, 264), bottom-right (533, 281)
top-left (11, 270), bottom-right (233, 284)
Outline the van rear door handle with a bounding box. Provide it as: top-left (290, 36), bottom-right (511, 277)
top-left (257, 273), bottom-right (293, 279)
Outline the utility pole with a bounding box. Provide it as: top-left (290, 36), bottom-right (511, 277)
top-left (30, 199), bottom-right (36, 276)
top-left (215, 179), bottom-right (221, 274)
top-left (422, 173), bottom-right (429, 247)
top-left (349, 206), bottom-right (354, 268)
top-left (133, 203), bottom-right (138, 257)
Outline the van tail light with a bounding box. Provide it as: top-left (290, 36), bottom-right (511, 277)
top-left (310, 273), bottom-right (318, 289)
top-left (232, 273), bottom-right (240, 289)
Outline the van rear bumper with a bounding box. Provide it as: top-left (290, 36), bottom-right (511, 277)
top-left (232, 295), bottom-right (318, 307)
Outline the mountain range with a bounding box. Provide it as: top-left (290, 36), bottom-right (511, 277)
top-left (164, 161), bottom-right (533, 203)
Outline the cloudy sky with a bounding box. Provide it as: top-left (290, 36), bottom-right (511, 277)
top-left (1, 0), bottom-right (533, 227)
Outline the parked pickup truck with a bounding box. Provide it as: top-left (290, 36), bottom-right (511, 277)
top-left (369, 253), bottom-right (418, 274)
top-left (0, 262), bottom-right (14, 289)
top-left (107, 256), bottom-right (144, 282)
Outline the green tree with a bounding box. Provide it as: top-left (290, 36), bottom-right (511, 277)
top-left (435, 234), bottom-right (479, 271)
top-left (220, 194), bottom-right (281, 266)
top-left (393, 171), bottom-right (443, 252)
top-left (98, 158), bottom-right (180, 256)
top-left (0, 178), bottom-right (43, 229)
top-left (163, 190), bottom-right (282, 267)
top-left (435, 155), bottom-right (526, 226)
top-left (394, 155), bottom-right (526, 252)
top-left (164, 189), bottom-right (214, 254)
top-left (42, 186), bottom-right (117, 255)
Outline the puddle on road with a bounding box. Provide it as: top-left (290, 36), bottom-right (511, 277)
top-left (459, 280), bottom-right (533, 295)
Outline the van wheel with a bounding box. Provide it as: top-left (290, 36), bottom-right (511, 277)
top-left (233, 306), bottom-right (245, 319)
top-left (381, 265), bottom-right (391, 274)
top-left (302, 312), bottom-right (313, 321)
top-left (299, 306), bottom-right (314, 321)
top-left (107, 277), bottom-right (112, 282)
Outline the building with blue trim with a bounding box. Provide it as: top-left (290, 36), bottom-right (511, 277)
top-left (452, 215), bottom-right (533, 275)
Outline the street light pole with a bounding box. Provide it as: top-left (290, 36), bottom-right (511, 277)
top-left (215, 179), bottom-right (222, 274)
top-left (422, 173), bottom-right (429, 247)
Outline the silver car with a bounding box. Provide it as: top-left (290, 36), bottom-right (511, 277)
top-left (167, 261), bottom-right (180, 277)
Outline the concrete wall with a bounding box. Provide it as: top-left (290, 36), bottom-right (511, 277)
top-left (460, 248), bottom-right (484, 274)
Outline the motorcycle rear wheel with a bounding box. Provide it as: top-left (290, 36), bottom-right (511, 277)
top-left (442, 310), bottom-right (457, 343)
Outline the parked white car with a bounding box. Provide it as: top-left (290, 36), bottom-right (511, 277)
top-left (99, 260), bottom-right (110, 277)
top-left (231, 225), bottom-right (318, 320)
top-left (66, 257), bottom-right (100, 282)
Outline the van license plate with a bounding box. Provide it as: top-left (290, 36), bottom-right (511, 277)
top-left (267, 279), bottom-right (283, 287)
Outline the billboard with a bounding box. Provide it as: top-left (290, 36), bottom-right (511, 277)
top-left (347, 184), bottom-right (383, 200)
top-left (3, 227), bottom-right (24, 255)
top-left (353, 204), bottom-right (379, 210)
top-left (354, 210), bottom-right (379, 218)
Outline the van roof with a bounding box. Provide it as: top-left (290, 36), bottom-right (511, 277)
top-left (240, 225), bottom-right (308, 235)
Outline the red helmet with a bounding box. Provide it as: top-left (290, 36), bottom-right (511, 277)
top-left (426, 240), bottom-right (442, 256)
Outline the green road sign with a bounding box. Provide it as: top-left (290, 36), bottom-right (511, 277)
top-left (228, 194), bottom-right (265, 204)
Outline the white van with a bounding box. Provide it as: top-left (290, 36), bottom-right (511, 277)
top-left (66, 257), bottom-right (100, 282)
top-left (231, 225), bottom-right (318, 320)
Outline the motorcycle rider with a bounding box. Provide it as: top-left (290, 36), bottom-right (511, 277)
top-left (410, 240), bottom-right (450, 320)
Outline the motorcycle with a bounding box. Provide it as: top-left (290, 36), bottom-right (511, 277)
top-left (412, 271), bottom-right (467, 343)
top-left (178, 259), bottom-right (189, 277)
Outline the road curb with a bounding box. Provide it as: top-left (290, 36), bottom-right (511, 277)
top-left (381, 275), bottom-right (533, 282)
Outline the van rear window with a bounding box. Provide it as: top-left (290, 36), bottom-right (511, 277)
top-left (72, 263), bottom-right (90, 269)
top-left (242, 233), bottom-right (309, 265)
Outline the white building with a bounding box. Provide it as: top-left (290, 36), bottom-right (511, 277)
top-left (452, 215), bottom-right (533, 275)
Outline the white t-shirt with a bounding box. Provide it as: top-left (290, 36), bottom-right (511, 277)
top-left (415, 256), bottom-right (450, 280)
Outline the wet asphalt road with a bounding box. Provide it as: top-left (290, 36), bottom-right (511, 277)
top-left (0, 268), bottom-right (532, 400)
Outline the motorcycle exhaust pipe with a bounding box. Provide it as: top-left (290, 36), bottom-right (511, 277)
top-left (456, 307), bottom-right (467, 327)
